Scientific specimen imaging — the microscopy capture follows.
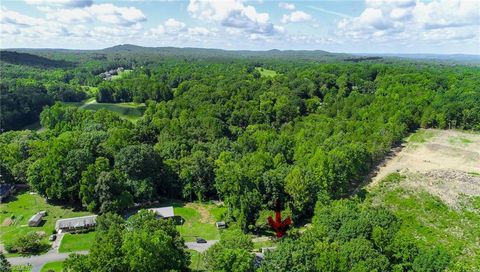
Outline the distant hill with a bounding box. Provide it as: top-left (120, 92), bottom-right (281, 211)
top-left (0, 51), bottom-right (75, 68)
top-left (102, 44), bottom-right (350, 61)
top-left (3, 44), bottom-right (478, 64)
top-left (356, 52), bottom-right (480, 63)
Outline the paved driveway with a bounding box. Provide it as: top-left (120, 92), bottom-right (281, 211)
top-left (185, 240), bottom-right (218, 253)
top-left (8, 251), bottom-right (88, 272)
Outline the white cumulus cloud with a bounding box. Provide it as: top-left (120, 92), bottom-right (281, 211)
top-left (281, 11), bottom-right (312, 23)
top-left (87, 4), bottom-right (146, 26)
top-left (336, 0), bottom-right (479, 43)
top-left (25, 0), bottom-right (93, 8)
top-left (278, 2), bottom-right (295, 11)
top-left (188, 0), bottom-right (280, 35)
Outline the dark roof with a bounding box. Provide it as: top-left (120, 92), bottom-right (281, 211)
top-left (0, 184), bottom-right (13, 196)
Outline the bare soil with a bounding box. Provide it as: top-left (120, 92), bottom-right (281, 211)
top-left (2, 218), bottom-right (12, 226)
top-left (368, 129), bottom-right (480, 207)
top-left (185, 203), bottom-right (212, 223)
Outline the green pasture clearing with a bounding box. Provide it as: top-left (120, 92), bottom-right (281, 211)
top-left (151, 201), bottom-right (226, 242)
top-left (59, 231), bottom-right (96, 253)
top-left (367, 174), bottom-right (480, 270)
top-left (406, 128), bottom-right (437, 143)
top-left (60, 97), bottom-right (146, 122)
top-left (0, 191), bottom-right (91, 246)
top-left (81, 102), bottom-right (145, 121)
top-left (40, 261), bottom-right (64, 272)
top-left (110, 69), bottom-right (133, 80)
top-left (189, 250), bottom-right (206, 271)
top-left (175, 203), bottom-right (224, 242)
top-left (255, 67), bottom-right (278, 77)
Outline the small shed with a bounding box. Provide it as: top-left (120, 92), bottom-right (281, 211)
top-left (216, 221), bottom-right (226, 229)
top-left (147, 207), bottom-right (175, 219)
top-left (28, 212), bottom-right (45, 227)
top-left (55, 215), bottom-right (97, 232)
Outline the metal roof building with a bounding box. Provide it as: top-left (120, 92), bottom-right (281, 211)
top-left (55, 215), bottom-right (97, 232)
top-left (28, 212), bottom-right (45, 227)
top-left (147, 206), bottom-right (175, 218)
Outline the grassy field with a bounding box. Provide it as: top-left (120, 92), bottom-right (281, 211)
top-left (0, 191), bottom-right (91, 246)
top-left (367, 129), bottom-right (480, 270)
top-left (406, 128), bottom-right (438, 143)
top-left (81, 102), bottom-right (145, 121)
top-left (110, 69), bottom-right (133, 80)
top-left (255, 67), bottom-right (278, 77)
top-left (56, 201), bottom-right (227, 251)
top-left (60, 97), bottom-right (146, 122)
top-left (174, 202), bottom-right (225, 242)
top-left (368, 173), bottom-right (480, 269)
top-left (1, 192), bottom-right (226, 257)
top-left (189, 250), bottom-right (206, 271)
top-left (58, 231), bottom-right (96, 253)
top-left (41, 261), bottom-right (63, 272)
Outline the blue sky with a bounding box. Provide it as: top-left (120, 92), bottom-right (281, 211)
top-left (1, 0), bottom-right (479, 54)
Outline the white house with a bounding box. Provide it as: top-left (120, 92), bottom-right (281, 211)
top-left (147, 206), bottom-right (175, 219)
top-left (55, 215), bottom-right (97, 232)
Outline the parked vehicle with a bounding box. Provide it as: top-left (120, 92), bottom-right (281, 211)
top-left (196, 237), bottom-right (206, 243)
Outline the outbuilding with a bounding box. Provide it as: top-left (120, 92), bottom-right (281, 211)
top-left (28, 211), bottom-right (46, 227)
top-left (215, 221), bottom-right (226, 229)
top-left (55, 215), bottom-right (97, 232)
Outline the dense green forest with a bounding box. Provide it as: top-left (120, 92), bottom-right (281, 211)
top-left (1, 46), bottom-right (479, 271)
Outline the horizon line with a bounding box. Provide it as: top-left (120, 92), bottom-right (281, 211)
top-left (0, 44), bottom-right (479, 56)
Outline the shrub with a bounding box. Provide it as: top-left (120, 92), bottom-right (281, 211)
top-left (6, 232), bottom-right (49, 255)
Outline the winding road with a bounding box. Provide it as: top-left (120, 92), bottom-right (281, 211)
top-left (6, 240), bottom-right (218, 272)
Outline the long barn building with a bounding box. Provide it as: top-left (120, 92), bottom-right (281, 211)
top-left (55, 215), bottom-right (97, 232)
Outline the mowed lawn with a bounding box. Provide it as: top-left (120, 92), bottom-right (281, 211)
top-left (59, 231), bottom-right (96, 253)
top-left (255, 67), bottom-right (278, 77)
top-left (41, 261), bottom-right (64, 272)
top-left (189, 250), bottom-right (206, 271)
top-left (148, 201), bottom-right (226, 242)
top-left (176, 203), bottom-right (225, 242)
top-left (0, 192), bottom-right (91, 246)
top-left (81, 102), bottom-right (145, 121)
top-left (61, 96), bottom-right (146, 122)
top-left (110, 69), bottom-right (133, 80)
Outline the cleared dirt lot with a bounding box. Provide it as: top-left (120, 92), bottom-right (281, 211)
top-left (368, 129), bottom-right (480, 207)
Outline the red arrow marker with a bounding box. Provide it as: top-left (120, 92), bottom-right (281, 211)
top-left (267, 199), bottom-right (291, 238)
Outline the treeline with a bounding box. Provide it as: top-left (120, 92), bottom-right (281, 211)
top-left (2, 59), bottom-right (479, 221)
top-left (64, 211), bottom-right (190, 271)
top-left (259, 198), bottom-right (451, 272)
top-left (0, 50), bottom-right (137, 131)
top-left (1, 52), bottom-right (478, 271)
top-left (60, 198), bottom-right (452, 272)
